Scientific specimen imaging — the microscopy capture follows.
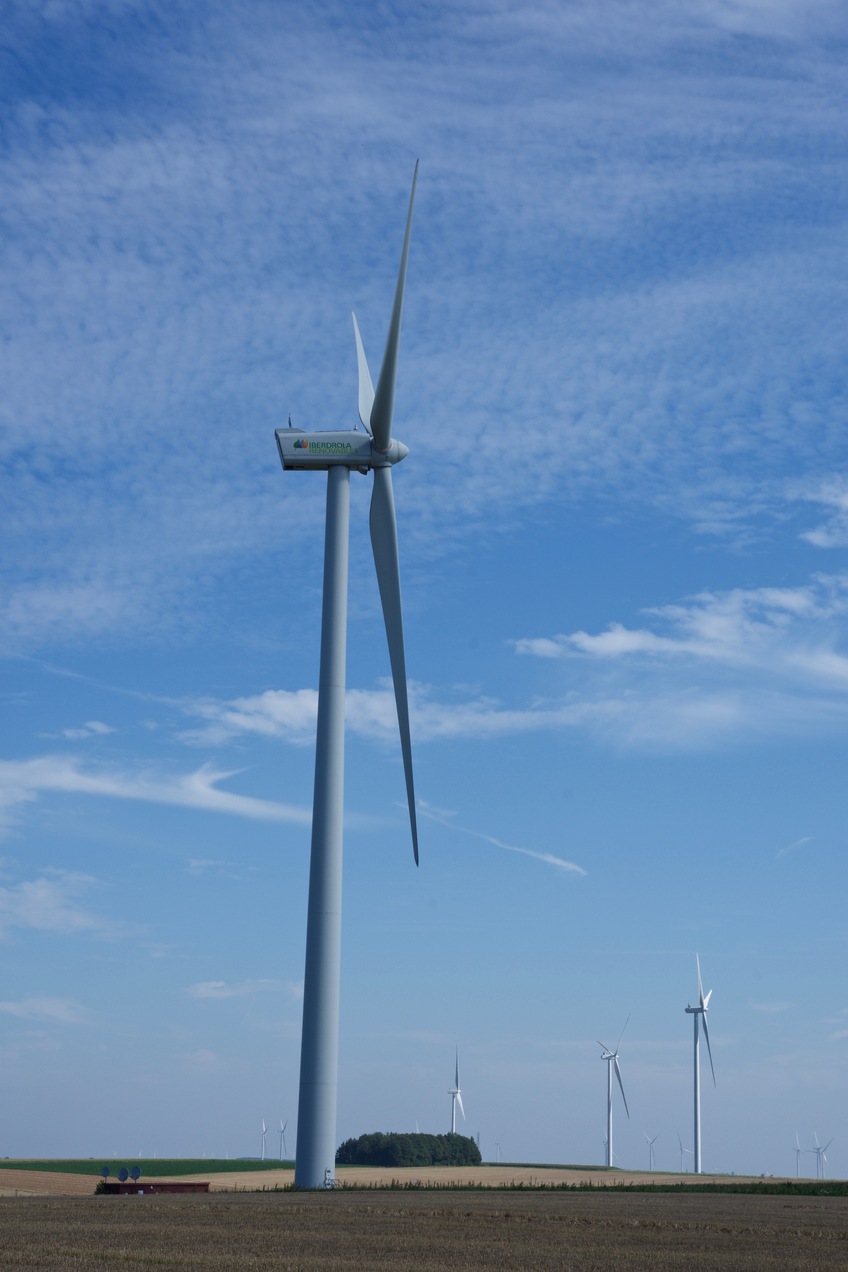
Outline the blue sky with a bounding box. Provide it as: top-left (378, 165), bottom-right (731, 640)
top-left (1, 0), bottom-right (847, 1176)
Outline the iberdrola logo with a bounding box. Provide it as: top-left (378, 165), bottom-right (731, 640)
top-left (293, 437), bottom-right (309, 449)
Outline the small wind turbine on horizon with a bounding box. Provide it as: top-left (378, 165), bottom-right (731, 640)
top-left (677, 1132), bottom-right (693, 1173)
top-left (260, 1120), bottom-right (267, 1162)
top-left (684, 955), bottom-right (715, 1174)
top-left (645, 1133), bottom-right (658, 1171)
top-left (598, 1016), bottom-right (630, 1168)
top-left (448, 1049), bottom-right (465, 1134)
top-left (808, 1134), bottom-right (833, 1180)
top-left (276, 167), bottom-right (420, 1189)
top-left (279, 1120), bottom-right (288, 1162)
top-left (794, 1131), bottom-right (802, 1178)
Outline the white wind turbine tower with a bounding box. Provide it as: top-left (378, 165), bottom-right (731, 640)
top-left (645, 1133), bottom-right (658, 1171)
top-left (279, 1120), bottom-right (288, 1162)
top-left (276, 168), bottom-right (420, 1189)
top-left (448, 1049), bottom-right (465, 1133)
top-left (260, 1120), bottom-right (267, 1162)
top-left (684, 955), bottom-right (715, 1174)
top-left (597, 1016), bottom-right (630, 1168)
top-left (809, 1134), bottom-right (833, 1179)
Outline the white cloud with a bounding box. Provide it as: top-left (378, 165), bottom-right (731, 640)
top-left (508, 574), bottom-right (848, 748)
top-left (178, 570), bottom-right (848, 757)
top-left (0, 996), bottom-right (91, 1024)
top-left (39, 720), bottom-right (117, 741)
top-left (418, 801), bottom-right (587, 877)
top-left (0, 869), bottom-right (126, 940)
top-left (797, 478), bottom-right (848, 549)
top-left (0, 755), bottom-right (312, 837)
top-left (181, 681), bottom-right (617, 749)
top-left (186, 979), bottom-right (302, 1000)
top-left (776, 835), bottom-right (813, 859)
top-left (516, 577), bottom-right (848, 674)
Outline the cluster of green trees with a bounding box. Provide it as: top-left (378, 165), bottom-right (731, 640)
top-left (336, 1131), bottom-right (482, 1168)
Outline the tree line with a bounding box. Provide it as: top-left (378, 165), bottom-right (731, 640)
top-left (336, 1131), bottom-right (482, 1167)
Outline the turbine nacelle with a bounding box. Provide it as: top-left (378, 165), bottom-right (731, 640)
top-left (276, 429), bottom-right (409, 472)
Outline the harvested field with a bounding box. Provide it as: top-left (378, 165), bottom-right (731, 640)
top-left (0, 1162), bottom-right (798, 1195)
top-left (0, 1188), bottom-right (847, 1271)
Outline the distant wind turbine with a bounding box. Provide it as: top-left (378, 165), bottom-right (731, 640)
top-left (684, 955), bottom-right (715, 1173)
top-left (598, 1016), bottom-right (630, 1168)
top-left (808, 1134), bottom-right (833, 1180)
top-left (677, 1132), bottom-right (693, 1173)
top-left (279, 1120), bottom-right (288, 1162)
top-left (276, 167), bottom-right (420, 1189)
top-left (645, 1133), bottom-right (658, 1171)
top-left (794, 1131), bottom-right (802, 1178)
top-left (448, 1049), bottom-right (465, 1133)
top-left (260, 1119), bottom-right (267, 1162)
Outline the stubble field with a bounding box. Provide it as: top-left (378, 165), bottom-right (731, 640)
top-left (1, 1169), bottom-right (847, 1272)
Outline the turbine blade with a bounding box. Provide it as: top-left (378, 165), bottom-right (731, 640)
top-left (370, 464), bottom-right (418, 864)
top-left (369, 162), bottom-right (418, 453)
top-left (457, 1090), bottom-right (465, 1119)
top-left (701, 1011), bottom-right (716, 1086)
top-left (615, 1013), bottom-right (630, 1052)
top-left (352, 312), bottom-right (375, 436)
top-left (697, 953), bottom-right (705, 1007)
top-left (614, 1057), bottom-right (630, 1118)
top-left (455, 1049), bottom-right (460, 1089)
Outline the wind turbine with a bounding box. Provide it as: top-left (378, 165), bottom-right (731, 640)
top-left (684, 954), bottom-right (715, 1173)
top-left (809, 1134), bottom-right (833, 1180)
top-left (645, 1133), bottom-right (658, 1171)
top-left (597, 1016), bottom-right (630, 1168)
top-left (276, 167), bottom-right (420, 1189)
top-left (448, 1049), bottom-right (465, 1133)
top-left (794, 1131), bottom-right (802, 1178)
top-left (279, 1120), bottom-right (288, 1162)
top-left (260, 1119), bottom-right (267, 1162)
top-left (677, 1132), bottom-right (693, 1173)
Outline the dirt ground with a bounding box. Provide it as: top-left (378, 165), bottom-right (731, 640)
top-left (1, 1186), bottom-right (846, 1272)
top-left (0, 1163), bottom-right (796, 1196)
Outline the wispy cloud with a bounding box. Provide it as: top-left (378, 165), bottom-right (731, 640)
top-left (0, 869), bottom-right (127, 941)
top-left (41, 720), bottom-right (116, 741)
top-left (776, 836), bottom-right (813, 860)
top-left (515, 576), bottom-right (848, 677)
top-left (797, 478), bottom-right (848, 549)
top-left (0, 755), bottom-right (312, 836)
top-left (179, 568), bottom-right (848, 756)
top-left (512, 574), bottom-right (848, 747)
top-left (186, 979), bottom-right (302, 1001)
top-left (0, 996), bottom-right (91, 1024)
top-left (418, 800), bottom-right (587, 877)
top-left (2, 0), bottom-right (847, 653)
